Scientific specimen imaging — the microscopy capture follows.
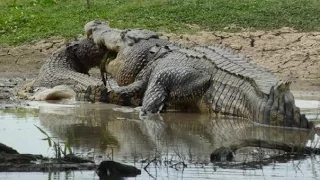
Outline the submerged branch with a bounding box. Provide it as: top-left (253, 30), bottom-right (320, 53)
top-left (211, 139), bottom-right (320, 164)
top-left (0, 143), bottom-right (19, 154)
top-left (0, 143), bottom-right (141, 180)
top-left (230, 139), bottom-right (320, 154)
top-left (0, 152), bottom-right (95, 172)
top-left (0, 143), bottom-right (95, 172)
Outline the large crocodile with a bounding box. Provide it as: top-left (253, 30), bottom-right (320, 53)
top-left (79, 20), bottom-right (312, 129)
top-left (75, 20), bottom-right (312, 128)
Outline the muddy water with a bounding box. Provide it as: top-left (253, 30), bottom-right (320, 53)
top-left (0, 98), bottom-right (319, 180)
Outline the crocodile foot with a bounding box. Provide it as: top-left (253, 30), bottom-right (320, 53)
top-left (76, 85), bottom-right (107, 103)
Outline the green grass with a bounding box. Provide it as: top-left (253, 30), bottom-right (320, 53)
top-left (1, 0), bottom-right (320, 45)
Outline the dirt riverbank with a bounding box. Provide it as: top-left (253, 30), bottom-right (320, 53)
top-left (0, 28), bottom-right (319, 92)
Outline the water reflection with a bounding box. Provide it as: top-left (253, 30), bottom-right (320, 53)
top-left (0, 100), bottom-right (319, 179)
top-left (39, 103), bottom-right (317, 166)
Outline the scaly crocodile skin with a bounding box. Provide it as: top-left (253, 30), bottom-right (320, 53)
top-left (33, 39), bottom-right (107, 92)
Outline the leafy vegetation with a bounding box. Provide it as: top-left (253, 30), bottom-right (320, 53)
top-left (1, 0), bottom-right (320, 45)
top-left (35, 125), bottom-right (73, 159)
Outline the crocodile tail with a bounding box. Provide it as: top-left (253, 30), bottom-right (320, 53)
top-left (259, 81), bottom-right (313, 129)
top-left (204, 72), bottom-right (312, 129)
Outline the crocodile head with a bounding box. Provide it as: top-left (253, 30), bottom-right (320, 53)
top-left (66, 39), bottom-right (108, 70)
top-left (84, 20), bottom-right (109, 39)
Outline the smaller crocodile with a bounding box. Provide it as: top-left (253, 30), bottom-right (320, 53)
top-left (26, 39), bottom-right (108, 100)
